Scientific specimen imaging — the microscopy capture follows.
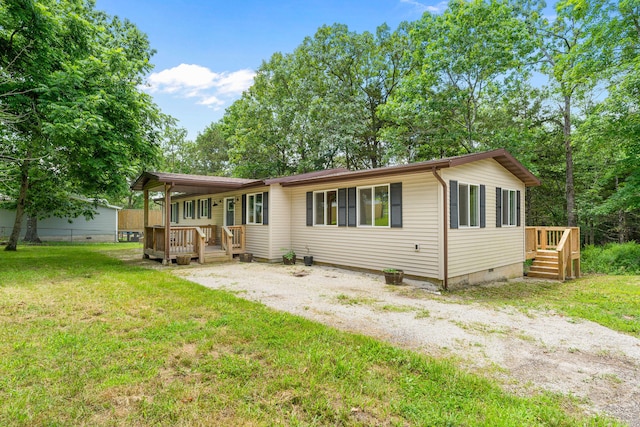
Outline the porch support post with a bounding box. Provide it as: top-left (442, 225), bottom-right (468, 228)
top-left (143, 189), bottom-right (149, 259)
top-left (143, 189), bottom-right (149, 228)
top-left (164, 183), bottom-right (172, 265)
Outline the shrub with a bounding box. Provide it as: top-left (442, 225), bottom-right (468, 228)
top-left (582, 242), bottom-right (640, 274)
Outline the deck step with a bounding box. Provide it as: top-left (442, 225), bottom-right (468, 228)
top-left (528, 250), bottom-right (560, 279)
top-left (527, 270), bottom-right (560, 279)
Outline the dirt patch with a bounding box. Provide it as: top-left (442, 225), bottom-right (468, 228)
top-left (162, 261), bottom-right (640, 425)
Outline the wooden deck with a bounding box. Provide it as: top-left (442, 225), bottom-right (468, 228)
top-left (525, 227), bottom-right (580, 280)
top-left (144, 225), bottom-right (245, 264)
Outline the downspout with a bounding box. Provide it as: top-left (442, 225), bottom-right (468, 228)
top-left (431, 167), bottom-right (448, 291)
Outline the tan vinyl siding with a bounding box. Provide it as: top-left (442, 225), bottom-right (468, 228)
top-left (168, 188), bottom-right (272, 259)
top-left (289, 172), bottom-right (441, 279)
top-left (267, 184), bottom-right (291, 260)
top-left (444, 159), bottom-right (526, 278)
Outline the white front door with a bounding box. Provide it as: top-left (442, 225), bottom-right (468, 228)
top-left (225, 197), bottom-right (235, 226)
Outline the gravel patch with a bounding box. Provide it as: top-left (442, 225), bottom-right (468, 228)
top-left (172, 262), bottom-right (640, 426)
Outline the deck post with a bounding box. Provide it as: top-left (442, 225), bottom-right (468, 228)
top-left (143, 189), bottom-right (150, 259)
top-left (163, 183), bottom-right (172, 265)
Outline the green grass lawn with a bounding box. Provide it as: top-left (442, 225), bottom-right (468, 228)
top-left (0, 244), bottom-right (621, 426)
top-left (450, 275), bottom-right (640, 337)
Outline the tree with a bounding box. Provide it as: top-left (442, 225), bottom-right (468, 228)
top-left (383, 0), bottom-right (535, 161)
top-left (520, 0), bottom-right (615, 227)
top-left (0, 0), bottom-right (162, 250)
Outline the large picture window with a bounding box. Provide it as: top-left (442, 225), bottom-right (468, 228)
top-left (502, 189), bottom-right (518, 226)
top-left (358, 185), bottom-right (389, 227)
top-left (247, 193), bottom-right (263, 224)
top-left (459, 183), bottom-right (480, 227)
top-left (314, 190), bottom-right (338, 226)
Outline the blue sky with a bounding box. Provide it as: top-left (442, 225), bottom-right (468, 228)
top-left (95, 0), bottom-right (445, 139)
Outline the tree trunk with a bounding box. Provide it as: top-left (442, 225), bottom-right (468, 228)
top-left (23, 216), bottom-right (42, 243)
top-left (6, 159), bottom-right (30, 251)
top-left (563, 95), bottom-right (576, 227)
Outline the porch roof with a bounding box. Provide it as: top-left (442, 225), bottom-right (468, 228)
top-left (130, 171), bottom-right (263, 194)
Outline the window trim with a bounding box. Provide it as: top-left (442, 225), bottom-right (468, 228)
top-left (313, 189), bottom-right (339, 226)
top-left (170, 202), bottom-right (179, 223)
top-left (183, 200), bottom-right (194, 219)
top-left (246, 192), bottom-right (263, 225)
top-left (356, 183), bottom-right (391, 228)
top-left (198, 198), bottom-right (209, 219)
top-left (501, 188), bottom-right (518, 227)
top-left (458, 182), bottom-right (480, 228)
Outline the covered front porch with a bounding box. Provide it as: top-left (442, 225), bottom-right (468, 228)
top-left (131, 171), bottom-right (263, 265)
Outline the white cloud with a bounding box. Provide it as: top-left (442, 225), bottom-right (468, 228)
top-left (400, 0), bottom-right (447, 14)
top-left (145, 63), bottom-right (255, 108)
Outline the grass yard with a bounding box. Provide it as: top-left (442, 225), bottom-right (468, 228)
top-left (451, 275), bottom-right (640, 337)
top-left (0, 244), bottom-right (621, 426)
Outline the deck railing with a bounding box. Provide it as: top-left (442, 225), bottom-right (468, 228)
top-left (144, 225), bottom-right (206, 263)
top-left (221, 225), bottom-right (245, 259)
top-left (526, 226), bottom-right (581, 280)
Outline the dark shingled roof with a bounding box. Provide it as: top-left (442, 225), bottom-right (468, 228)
top-left (131, 149), bottom-right (540, 195)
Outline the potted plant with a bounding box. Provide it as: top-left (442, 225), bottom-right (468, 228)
top-left (303, 245), bottom-right (313, 266)
top-left (282, 249), bottom-right (296, 265)
top-left (383, 268), bottom-right (404, 285)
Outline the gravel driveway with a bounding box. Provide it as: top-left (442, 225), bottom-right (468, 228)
top-left (175, 262), bottom-right (640, 426)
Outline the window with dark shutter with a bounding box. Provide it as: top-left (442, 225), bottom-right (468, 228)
top-left (517, 190), bottom-right (521, 227)
top-left (347, 187), bottom-right (356, 227)
top-left (496, 187), bottom-right (502, 228)
top-left (390, 182), bottom-right (402, 228)
top-left (337, 188), bottom-right (347, 226)
top-left (262, 192), bottom-right (269, 225)
top-left (306, 192), bottom-right (313, 226)
top-left (480, 185), bottom-right (486, 228)
top-left (450, 180), bottom-right (458, 229)
top-left (241, 194), bottom-right (247, 225)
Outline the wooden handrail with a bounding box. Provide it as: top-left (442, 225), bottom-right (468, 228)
top-left (526, 226), bottom-right (581, 280)
top-left (221, 225), bottom-right (245, 259)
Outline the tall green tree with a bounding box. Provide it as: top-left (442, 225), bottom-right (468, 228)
top-left (0, 0), bottom-right (162, 250)
top-left (520, 0), bottom-right (615, 227)
top-left (383, 0), bottom-right (535, 161)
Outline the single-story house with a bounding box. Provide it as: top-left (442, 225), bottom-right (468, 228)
top-left (131, 148), bottom-right (580, 288)
top-left (0, 199), bottom-right (120, 243)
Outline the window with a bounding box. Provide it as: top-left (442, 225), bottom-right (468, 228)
top-left (198, 198), bottom-right (209, 219)
top-left (170, 202), bottom-right (179, 223)
top-left (502, 189), bottom-right (518, 226)
top-left (314, 190), bottom-right (338, 226)
top-left (247, 193), bottom-right (263, 224)
top-left (458, 183), bottom-right (480, 227)
top-left (358, 185), bottom-right (389, 227)
top-left (183, 200), bottom-right (194, 219)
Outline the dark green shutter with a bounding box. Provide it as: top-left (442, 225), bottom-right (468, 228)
top-left (241, 194), bottom-right (247, 225)
top-left (347, 187), bottom-right (356, 227)
top-left (516, 190), bottom-right (521, 227)
top-left (449, 180), bottom-right (458, 229)
top-left (262, 192), bottom-right (269, 225)
top-left (337, 188), bottom-right (347, 226)
top-left (306, 192), bottom-right (313, 226)
top-left (208, 198), bottom-right (212, 219)
top-left (390, 182), bottom-right (402, 228)
top-left (197, 199), bottom-right (201, 218)
top-left (192, 201), bottom-right (196, 219)
top-left (480, 185), bottom-right (486, 228)
top-left (496, 187), bottom-right (502, 228)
